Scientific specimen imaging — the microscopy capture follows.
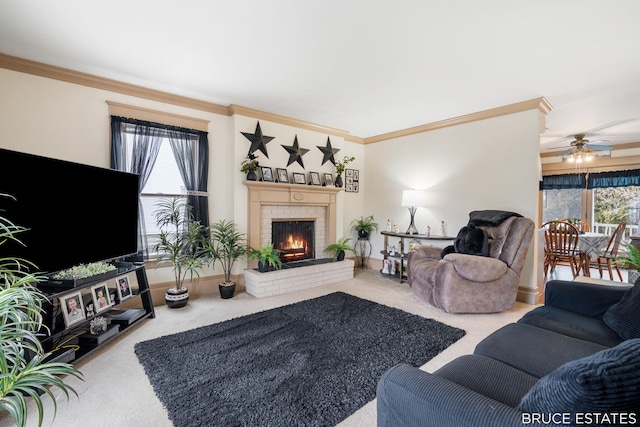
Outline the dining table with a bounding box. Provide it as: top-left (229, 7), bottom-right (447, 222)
top-left (577, 231), bottom-right (609, 276)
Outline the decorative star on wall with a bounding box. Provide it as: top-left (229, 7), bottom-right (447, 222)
top-left (241, 121), bottom-right (274, 158)
top-left (282, 135), bottom-right (309, 169)
top-left (317, 136), bottom-right (340, 166)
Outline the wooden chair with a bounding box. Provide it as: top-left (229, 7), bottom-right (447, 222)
top-left (544, 221), bottom-right (583, 278)
top-left (561, 218), bottom-right (590, 232)
top-left (593, 221), bottom-right (626, 281)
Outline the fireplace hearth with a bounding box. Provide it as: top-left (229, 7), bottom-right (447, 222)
top-left (272, 220), bottom-right (315, 263)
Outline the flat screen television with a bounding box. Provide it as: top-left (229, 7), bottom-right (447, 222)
top-left (0, 148), bottom-right (139, 274)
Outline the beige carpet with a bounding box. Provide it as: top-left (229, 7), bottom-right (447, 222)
top-left (0, 269), bottom-right (536, 427)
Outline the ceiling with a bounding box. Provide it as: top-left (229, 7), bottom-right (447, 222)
top-left (2, 1), bottom-right (640, 153)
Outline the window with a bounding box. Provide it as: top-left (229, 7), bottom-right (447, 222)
top-left (111, 116), bottom-right (209, 259)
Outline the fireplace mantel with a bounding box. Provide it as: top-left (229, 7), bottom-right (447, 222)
top-left (244, 181), bottom-right (341, 265)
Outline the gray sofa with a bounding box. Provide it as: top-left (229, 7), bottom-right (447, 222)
top-left (377, 279), bottom-right (640, 427)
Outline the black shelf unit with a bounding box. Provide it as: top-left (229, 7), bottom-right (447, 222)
top-left (37, 263), bottom-right (155, 365)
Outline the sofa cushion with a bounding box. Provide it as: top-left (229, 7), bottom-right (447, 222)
top-left (518, 305), bottom-right (624, 347)
top-left (603, 280), bottom-right (640, 340)
top-left (435, 354), bottom-right (538, 407)
top-left (518, 339), bottom-right (640, 415)
top-left (475, 323), bottom-right (608, 378)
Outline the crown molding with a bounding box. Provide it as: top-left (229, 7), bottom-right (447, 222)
top-left (1, 53), bottom-right (547, 146)
top-left (363, 97), bottom-right (552, 144)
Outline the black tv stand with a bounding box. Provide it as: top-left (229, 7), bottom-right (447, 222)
top-left (38, 263), bottom-right (154, 365)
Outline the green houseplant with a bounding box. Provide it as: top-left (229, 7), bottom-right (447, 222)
top-left (240, 154), bottom-right (260, 181)
top-left (615, 242), bottom-right (640, 284)
top-left (153, 197), bottom-right (206, 308)
top-left (323, 237), bottom-right (355, 261)
top-left (350, 215), bottom-right (379, 240)
top-left (248, 243), bottom-right (283, 272)
top-left (0, 195), bottom-right (83, 427)
top-left (202, 219), bottom-right (248, 299)
top-left (333, 156), bottom-right (355, 188)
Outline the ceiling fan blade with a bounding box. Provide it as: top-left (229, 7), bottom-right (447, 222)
top-left (541, 136), bottom-right (573, 146)
top-left (584, 118), bottom-right (640, 134)
top-left (588, 144), bottom-right (613, 151)
top-left (556, 148), bottom-right (574, 157)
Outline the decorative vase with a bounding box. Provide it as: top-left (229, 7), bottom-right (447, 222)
top-left (337, 250), bottom-right (346, 261)
top-left (358, 229), bottom-right (370, 240)
top-left (258, 260), bottom-right (269, 273)
top-left (246, 169), bottom-right (257, 181)
top-left (335, 174), bottom-right (343, 187)
top-left (165, 287), bottom-right (189, 308)
top-left (219, 282), bottom-right (236, 299)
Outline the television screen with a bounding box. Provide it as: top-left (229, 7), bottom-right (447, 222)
top-left (0, 148), bottom-right (139, 274)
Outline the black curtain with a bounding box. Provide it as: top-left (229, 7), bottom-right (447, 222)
top-left (587, 169), bottom-right (640, 189)
top-left (540, 173), bottom-right (586, 190)
top-left (110, 116), bottom-right (209, 259)
top-left (167, 129), bottom-right (210, 229)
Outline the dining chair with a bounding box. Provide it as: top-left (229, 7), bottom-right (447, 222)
top-left (594, 221), bottom-right (626, 281)
top-left (561, 217), bottom-right (590, 232)
top-left (544, 221), bottom-right (583, 278)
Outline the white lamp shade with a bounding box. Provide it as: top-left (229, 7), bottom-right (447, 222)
top-left (401, 190), bottom-right (427, 207)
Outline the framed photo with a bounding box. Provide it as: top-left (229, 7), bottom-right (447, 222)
top-left (91, 282), bottom-right (113, 314)
top-left (345, 169), bottom-right (360, 193)
top-left (276, 168), bottom-right (289, 183)
top-left (323, 173), bottom-right (334, 187)
top-left (260, 166), bottom-right (273, 182)
top-left (116, 275), bottom-right (133, 302)
top-left (292, 172), bottom-right (306, 184)
top-left (309, 171), bottom-right (321, 186)
top-left (60, 291), bottom-right (86, 328)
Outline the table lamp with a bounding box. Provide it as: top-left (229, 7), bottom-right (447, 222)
top-left (401, 190), bottom-right (427, 234)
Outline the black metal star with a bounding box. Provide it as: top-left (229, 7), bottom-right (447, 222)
top-left (282, 135), bottom-right (309, 169)
top-left (317, 137), bottom-right (340, 166)
top-left (241, 122), bottom-right (274, 158)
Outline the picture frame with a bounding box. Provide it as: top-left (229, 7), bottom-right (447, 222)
top-left (116, 274), bottom-right (133, 302)
top-left (345, 168), bottom-right (360, 193)
top-left (260, 166), bottom-right (273, 182)
top-left (292, 172), bottom-right (306, 185)
top-left (60, 291), bottom-right (86, 328)
top-left (276, 168), bottom-right (289, 183)
top-left (91, 282), bottom-right (113, 314)
top-left (323, 173), bottom-right (334, 187)
top-left (309, 171), bottom-right (321, 186)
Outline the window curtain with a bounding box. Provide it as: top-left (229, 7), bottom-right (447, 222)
top-left (166, 129), bottom-right (210, 229)
top-left (587, 169), bottom-right (640, 189)
top-left (540, 173), bottom-right (586, 190)
top-left (110, 116), bottom-right (165, 259)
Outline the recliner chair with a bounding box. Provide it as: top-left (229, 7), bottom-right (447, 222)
top-left (407, 212), bottom-right (534, 313)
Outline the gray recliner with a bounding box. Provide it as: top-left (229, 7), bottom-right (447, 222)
top-left (407, 212), bottom-right (534, 313)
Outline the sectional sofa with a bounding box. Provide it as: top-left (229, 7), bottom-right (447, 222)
top-left (376, 279), bottom-right (640, 426)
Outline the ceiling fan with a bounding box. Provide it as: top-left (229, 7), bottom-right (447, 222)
top-left (556, 134), bottom-right (612, 163)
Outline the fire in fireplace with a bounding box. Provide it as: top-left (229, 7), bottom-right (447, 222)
top-left (272, 220), bottom-right (315, 263)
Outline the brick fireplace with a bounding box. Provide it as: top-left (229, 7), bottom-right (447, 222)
top-left (243, 181), bottom-right (353, 297)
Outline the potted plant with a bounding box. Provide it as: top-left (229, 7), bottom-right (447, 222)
top-left (153, 197), bottom-right (206, 308)
top-left (0, 195), bottom-right (83, 427)
top-left (334, 155), bottom-right (355, 188)
top-left (323, 237), bottom-right (355, 261)
top-left (240, 153), bottom-right (260, 181)
top-left (248, 243), bottom-right (283, 272)
top-left (615, 242), bottom-right (640, 284)
top-left (350, 215), bottom-right (379, 240)
top-left (202, 219), bottom-right (248, 299)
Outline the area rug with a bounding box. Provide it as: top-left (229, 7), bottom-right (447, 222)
top-left (134, 292), bottom-right (465, 427)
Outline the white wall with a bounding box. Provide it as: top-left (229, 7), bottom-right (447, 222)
top-left (363, 110), bottom-right (542, 293)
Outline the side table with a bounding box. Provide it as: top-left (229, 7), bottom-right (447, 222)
top-left (380, 231), bottom-right (456, 283)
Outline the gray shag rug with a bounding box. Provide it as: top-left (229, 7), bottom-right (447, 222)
top-left (134, 292), bottom-right (465, 427)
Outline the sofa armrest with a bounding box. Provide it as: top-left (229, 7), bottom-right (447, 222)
top-left (411, 244), bottom-right (443, 260)
top-left (377, 364), bottom-right (523, 427)
top-left (545, 280), bottom-right (631, 317)
top-left (441, 253), bottom-right (509, 282)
